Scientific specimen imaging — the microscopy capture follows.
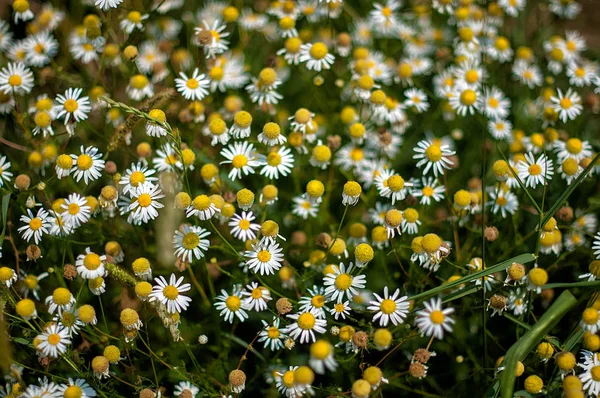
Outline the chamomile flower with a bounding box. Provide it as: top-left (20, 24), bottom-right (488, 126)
top-left (175, 68), bottom-right (210, 101)
top-left (299, 286), bottom-right (329, 319)
top-left (0, 155), bottom-right (13, 187)
top-left (275, 366), bottom-right (306, 397)
top-left (309, 340), bottom-right (338, 375)
top-left (551, 88), bottom-right (582, 123)
top-left (404, 88), bottom-right (429, 113)
top-left (277, 37), bottom-right (303, 65)
top-left (12, 0), bottom-right (34, 23)
top-left (0, 62), bottom-right (33, 96)
top-left (245, 241), bottom-right (284, 275)
top-left (411, 177), bottom-right (445, 205)
top-left (58, 378), bottom-right (96, 398)
top-left (127, 74), bottom-right (154, 101)
top-left (579, 354), bottom-right (600, 397)
top-left (368, 287), bottom-right (410, 327)
top-left (61, 193), bottom-right (91, 229)
top-left (45, 287), bottom-right (75, 315)
top-left (481, 87), bottom-right (511, 120)
top-left (70, 146), bottom-right (105, 184)
top-left (241, 282), bottom-right (272, 311)
top-left (18, 208), bottom-right (51, 244)
top-left (258, 318), bottom-right (286, 350)
top-left (258, 122), bottom-right (287, 146)
top-left (186, 195), bottom-right (219, 220)
top-left (413, 139), bottom-right (456, 177)
top-left (150, 274), bottom-right (192, 314)
top-left (0, 267), bottom-right (17, 288)
top-left (292, 196), bottom-right (319, 219)
top-left (299, 42), bottom-right (335, 72)
top-left (220, 141), bottom-right (262, 181)
top-left (489, 119), bottom-right (512, 140)
top-left (449, 86), bottom-right (480, 116)
top-left (95, 0), bottom-right (123, 10)
top-left (120, 11), bottom-right (148, 34)
top-left (246, 67), bottom-right (283, 106)
top-left (37, 324), bottom-right (71, 358)
top-left (54, 88), bottom-right (91, 129)
top-left (512, 61), bottom-right (543, 88)
top-left (193, 20), bottom-right (230, 58)
top-left (488, 189), bottom-right (518, 218)
top-left (323, 262), bottom-right (367, 303)
top-left (516, 153), bottom-right (554, 188)
top-left (374, 169), bottom-right (413, 205)
top-left (285, 309), bottom-right (327, 344)
top-left (214, 285), bottom-right (249, 323)
top-left (75, 248), bottom-right (106, 280)
top-left (415, 298), bottom-right (455, 340)
top-left (260, 147), bottom-right (294, 180)
top-left (330, 301), bottom-right (351, 320)
top-left (119, 163), bottom-right (158, 195)
top-left (173, 224), bottom-right (211, 263)
top-left (229, 211), bottom-right (260, 242)
top-left (128, 182), bottom-right (165, 224)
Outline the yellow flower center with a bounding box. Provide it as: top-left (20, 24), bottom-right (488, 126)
top-left (225, 295), bottom-right (241, 311)
top-left (335, 273), bottom-right (353, 290)
top-left (64, 385), bottom-right (83, 398)
top-left (76, 154), bottom-right (93, 170)
top-left (297, 312), bottom-right (316, 329)
top-left (380, 299), bottom-right (397, 314)
top-left (163, 285), bottom-right (179, 300)
top-left (425, 144), bottom-right (443, 162)
top-left (186, 78), bottom-right (199, 89)
top-left (83, 253), bottom-right (102, 270)
top-left (64, 99), bottom-right (79, 113)
top-left (282, 371), bottom-right (295, 388)
top-left (182, 232), bottom-right (200, 249)
top-left (8, 75), bottom-right (22, 86)
top-left (24, 274), bottom-right (38, 289)
top-left (238, 219), bottom-right (250, 230)
top-left (47, 333), bottom-right (61, 346)
top-left (591, 366), bottom-right (600, 382)
top-left (131, 75), bottom-right (148, 89)
top-left (209, 66), bottom-right (224, 81)
top-left (465, 70), bottom-right (479, 84)
top-left (257, 250), bottom-right (271, 262)
top-left (232, 154), bottom-right (248, 169)
top-left (29, 218), bottom-right (42, 230)
top-left (137, 193), bottom-right (152, 207)
top-left (560, 97), bottom-right (573, 109)
top-left (310, 42), bottom-right (328, 60)
top-left (266, 152), bottom-right (282, 167)
top-left (311, 295), bottom-right (325, 308)
top-left (68, 203), bottom-right (80, 215)
top-left (422, 186), bottom-right (434, 197)
top-left (566, 138), bottom-right (582, 154)
top-left (528, 164), bottom-right (542, 176)
top-left (129, 171), bottom-right (145, 186)
top-left (128, 11), bottom-right (142, 23)
top-left (267, 326), bottom-right (280, 339)
top-left (460, 89), bottom-right (477, 105)
top-left (430, 310), bottom-right (445, 324)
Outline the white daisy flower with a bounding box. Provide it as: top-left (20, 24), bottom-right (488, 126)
top-left (186, 195), bottom-right (219, 220)
top-left (0, 155), bottom-right (13, 187)
top-left (75, 247), bottom-right (107, 280)
top-left (488, 189), bottom-right (519, 218)
top-left (220, 141), bottom-right (262, 181)
top-left (488, 119), bottom-right (512, 140)
top-left (245, 241), bottom-right (284, 275)
top-left (368, 287), bottom-right (409, 327)
top-left (275, 366), bottom-right (307, 397)
top-left (410, 177), bottom-right (445, 206)
top-left (193, 20), bottom-right (230, 58)
top-left (229, 211), bottom-right (260, 242)
top-left (152, 143), bottom-right (182, 172)
top-left (173, 381), bottom-right (199, 398)
top-left (127, 182), bottom-right (165, 224)
top-left (299, 285), bottom-right (329, 319)
top-left (127, 74), bottom-right (154, 101)
top-left (45, 288), bottom-right (75, 315)
top-left (551, 88), bottom-right (583, 123)
top-left (258, 318), bottom-right (286, 350)
top-left (414, 297), bottom-right (455, 340)
top-left (12, 0), bottom-right (34, 23)
top-left (241, 282), bottom-right (272, 311)
top-left (323, 262), bottom-right (367, 303)
top-left (260, 147), bottom-right (294, 179)
top-left (95, 0), bottom-right (123, 10)
top-left (413, 139), bottom-right (456, 177)
top-left (18, 208), bottom-right (51, 244)
top-left (173, 224), bottom-right (210, 263)
top-left (298, 42), bottom-right (335, 72)
top-left (54, 88), bottom-right (92, 128)
top-left (245, 68), bottom-right (283, 106)
top-left (119, 163), bottom-right (158, 195)
top-left (175, 68), bottom-right (210, 101)
top-left (149, 274), bottom-right (192, 313)
top-left (37, 324), bottom-right (71, 358)
top-left (120, 11), bottom-right (148, 34)
top-left (61, 193), bottom-right (92, 229)
top-left (481, 86), bottom-right (511, 120)
top-left (309, 340), bottom-right (338, 375)
top-left (58, 378), bottom-right (97, 398)
top-left (0, 62), bottom-right (33, 96)
top-left (292, 196), bottom-right (319, 219)
top-left (374, 168), bottom-right (413, 205)
top-left (70, 146), bottom-right (105, 184)
top-left (284, 309), bottom-right (327, 343)
top-left (403, 88), bottom-right (429, 113)
top-left (449, 86), bottom-right (480, 116)
top-left (516, 153), bottom-right (554, 189)
top-left (579, 353), bottom-right (600, 397)
top-left (512, 61), bottom-right (543, 88)
top-left (330, 301), bottom-right (351, 320)
top-left (214, 285), bottom-right (249, 323)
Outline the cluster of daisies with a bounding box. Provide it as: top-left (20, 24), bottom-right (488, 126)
top-left (1, 0), bottom-right (600, 397)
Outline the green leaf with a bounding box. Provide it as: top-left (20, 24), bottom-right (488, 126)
top-left (539, 151), bottom-right (600, 229)
top-left (409, 253), bottom-right (535, 302)
top-left (499, 290), bottom-right (577, 398)
top-left (0, 193), bottom-right (9, 241)
top-left (541, 280), bottom-right (600, 289)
